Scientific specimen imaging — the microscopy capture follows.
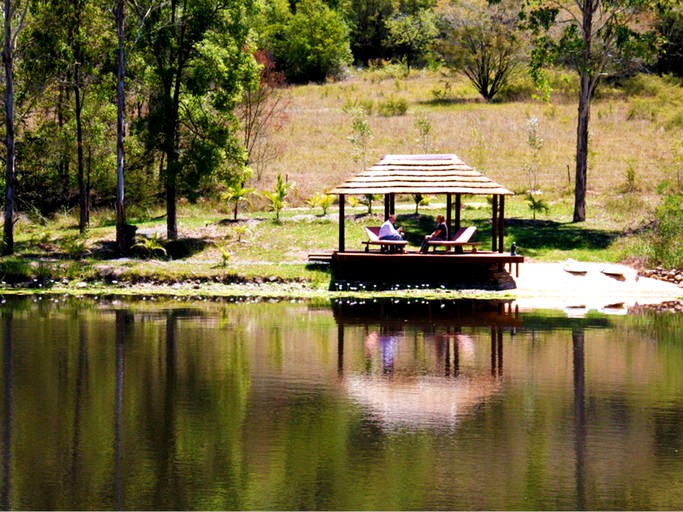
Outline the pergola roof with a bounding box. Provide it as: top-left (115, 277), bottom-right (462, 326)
top-left (331, 154), bottom-right (513, 196)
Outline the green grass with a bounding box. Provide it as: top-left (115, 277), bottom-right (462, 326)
top-left (4, 68), bottom-right (682, 290)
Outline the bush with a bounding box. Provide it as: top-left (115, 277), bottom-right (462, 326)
top-left (654, 193), bottom-right (683, 269)
top-left (377, 96), bottom-right (408, 116)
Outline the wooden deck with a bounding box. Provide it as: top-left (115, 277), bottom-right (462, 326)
top-left (329, 250), bottom-right (524, 290)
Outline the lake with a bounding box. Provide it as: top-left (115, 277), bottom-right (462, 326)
top-left (0, 295), bottom-right (682, 510)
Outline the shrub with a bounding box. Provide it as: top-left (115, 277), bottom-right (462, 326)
top-left (378, 96), bottom-right (408, 116)
top-left (654, 193), bottom-right (683, 269)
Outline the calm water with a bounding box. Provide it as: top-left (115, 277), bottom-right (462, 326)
top-left (0, 295), bottom-right (682, 510)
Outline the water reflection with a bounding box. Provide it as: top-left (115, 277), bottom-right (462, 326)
top-left (334, 299), bottom-right (518, 430)
top-left (0, 296), bottom-right (681, 510)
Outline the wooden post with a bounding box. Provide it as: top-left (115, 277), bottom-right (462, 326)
top-left (339, 194), bottom-right (345, 252)
top-left (499, 195), bottom-right (505, 253)
top-left (384, 194), bottom-right (390, 219)
top-left (492, 195), bottom-right (498, 252)
top-left (455, 194), bottom-right (462, 230)
top-left (446, 194), bottom-right (452, 237)
top-left (390, 193), bottom-right (395, 215)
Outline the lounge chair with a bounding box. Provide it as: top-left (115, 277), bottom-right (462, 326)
top-left (424, 226), bottom-right (480, 253)
top-left (362, 226), bottom-right (408, 253)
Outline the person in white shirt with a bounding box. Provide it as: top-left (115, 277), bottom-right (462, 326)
top-left (379, 214), bottom-right (404, 240)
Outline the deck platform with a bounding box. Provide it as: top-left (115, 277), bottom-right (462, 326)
top-left (330, 250), bottom-right (524, 290)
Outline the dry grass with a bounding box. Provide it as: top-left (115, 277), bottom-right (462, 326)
top-left (257, 68), bottom-right (683, 232)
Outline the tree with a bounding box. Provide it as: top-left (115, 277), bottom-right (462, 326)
top-left (346, 0), bottom-right (395, 64)
top-left (656, 8), bottom-right (683, 77)
top-left (271, 0), bottom-right (352, 83)
top-left (2, 0), bottom-right (29, 255)
top-left (222, 179), bottom-right (255, 221)
top-left (384, 8), bottom-right (439, 72)
top-left (436, 0), bottom-right (524, 101)
top-left (131, 0), bottom-right (257, 240)
top-left (519, 0), bottom-right (671, 222)
top-left (115, 0), bottom-right (127, 255)
top-left (237, 50), bottom-right (288, 182)
top-left (262, 173), bottom-right (289, 221)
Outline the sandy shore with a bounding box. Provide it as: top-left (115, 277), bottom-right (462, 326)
top-left (510, 260), bottom-right (682, 311)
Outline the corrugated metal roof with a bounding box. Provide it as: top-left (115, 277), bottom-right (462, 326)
top-left (330, 154), bottom-right (513, 196)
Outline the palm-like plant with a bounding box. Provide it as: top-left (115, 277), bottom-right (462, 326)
top-left (262, 173), bottom-right (290, 221)
top-left (222, 181), bottom-right (255, 221)
top-left (526, 193), bottom-right (550, 220)
top-left (132, 233), bottom-right (167, 258)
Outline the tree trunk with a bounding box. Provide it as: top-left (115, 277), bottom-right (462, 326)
top-left (75, 71), bottom-right (88, 232)
top-left (115, 0), bottom-right (127, 255)
top-left (573, 0), bottom-right (596, 223)
top-left (3, 0), bottom-right (15, 255)
top-left (574, 79), bottom-right (591, 222)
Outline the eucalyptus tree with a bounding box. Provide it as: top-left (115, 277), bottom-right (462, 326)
top-left (21, 0), bottom-right (115, 231)
top-left (1, 0), bottom-right (29, 255)
top-left (518, 0), bottom-right (678, 222)
top-left (131, 0), bottom-right (257, 240)
top-left (115, 0), bottom-right (126, 255)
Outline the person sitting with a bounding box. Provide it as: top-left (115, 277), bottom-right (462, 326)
top-left (420, 214), bottom-right (448, 253)
top-left (379, 213), bottom-right (405, 252)
top-left (379, 214), bottom-right (404, 241)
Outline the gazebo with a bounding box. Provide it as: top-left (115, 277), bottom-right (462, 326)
top-left (331, 153), bottom-right (513, 252)
top-left (327, 153), bottom-right (524, 289)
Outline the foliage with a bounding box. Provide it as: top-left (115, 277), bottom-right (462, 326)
top-left (236, 50), bottom-right (289, 181)
top-left (412, 193), bottom-right (431, 214)
top-left (269, 0), bottom-right (352, 83)
top-left (436, 0), bottom-right (524, 101)
top-left (131, 0), bottom-right (258, 239)
top-left (262, 173), bottom-right (290, 221)
top-left (348, 107), bottom-right (373, 170)
top-left (519, 0), bottom-right (672, 222)
top-left (414, 111), bottom-right (432, 152)
top-left (384, 9), bottom-right (439, 72)
top-left (656, 8), bottom-right (683, 77)
top-left (309, 192), bottom-right (335, 215)
top-left (133, 232), bottom-right (168, 259)
top-left (377, 96), bottom-right (408, 116)
top-left (526, 193), bottom-right (549, 219)
top-left (213, 241), bottom-right (231, 267)
top-left (524, 116), bottom-right (544, 191)
top-left (222, 178), bottom-right (256, 221)
top-left (346, 0), bottom-right (395, 64)
top-left (654, 193), bottom-right (683, 269)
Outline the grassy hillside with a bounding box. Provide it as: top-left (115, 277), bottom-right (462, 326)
top-left (3, 67), bottom-right (683, 290)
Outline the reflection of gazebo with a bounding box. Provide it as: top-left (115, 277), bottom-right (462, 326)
top-left (328, 154), bottom-right (524, 287)
top-left (344, 374), bottom-right (500, 429)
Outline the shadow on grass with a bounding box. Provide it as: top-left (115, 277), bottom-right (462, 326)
top-left (488, 218), bottom-right (622, 254)
top-left (397, 215), bottom-right (623, 254)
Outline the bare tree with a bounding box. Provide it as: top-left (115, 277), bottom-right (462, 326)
top-left (237, 50), bottom-right (288, 181)
top-left (2, 0), bottom-right (29, 255)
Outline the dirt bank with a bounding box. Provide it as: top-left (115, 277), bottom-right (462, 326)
top-left (511, 260), bottom-right (682, 311)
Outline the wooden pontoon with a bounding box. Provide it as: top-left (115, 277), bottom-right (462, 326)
top-left (328, 154), bottom-right (524, 289)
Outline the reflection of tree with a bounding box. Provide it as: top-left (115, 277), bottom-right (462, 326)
top-left (2, 312), bottom-right (13, 510)
top-left (114, 311), bottom-right (130, 510)
top-left (153, 313), bottom-right (179, 509)
top-left (70, 326), bottom-right (88, 502)
top-left (572, 329), bottom-right (586, 511)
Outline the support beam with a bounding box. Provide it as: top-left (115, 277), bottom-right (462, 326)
top-left (455, 194), bottom-right (462, 231)
top-left (446, 194), bottom-right (452, 237)
top-left (499, 195), bottom-right (505, 253)
top-left (339, 194), bottom-right (345, 252)
top-left (384, 195), bottom-right (390, 220)
top-left (492, 195), bottom-right (498, 252)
